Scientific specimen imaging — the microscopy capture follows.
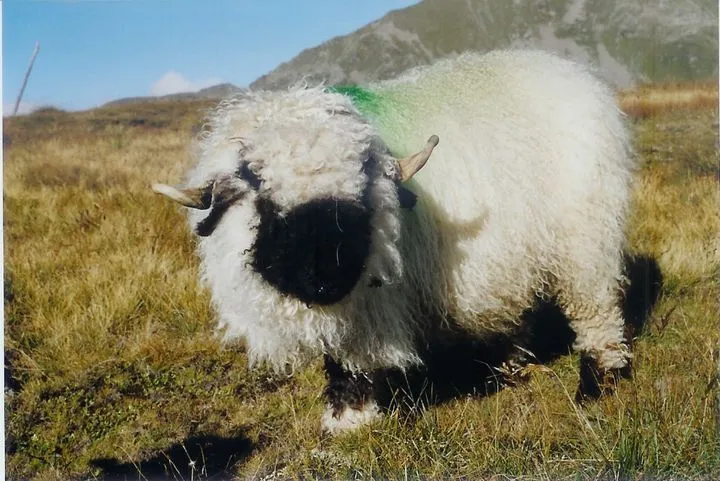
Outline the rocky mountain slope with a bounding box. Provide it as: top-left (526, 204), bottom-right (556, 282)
top-left (250, 0), bottom-right (718, 90)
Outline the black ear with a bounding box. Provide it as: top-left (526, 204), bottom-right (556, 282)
top-left (195, 176), bottom-right (249, 237)
top-left (397, 185), bottom-right (417, 209)
top-left (196, 199), bottom-right (233, 237)
top-left (236, 161), bottom-right (262, 190)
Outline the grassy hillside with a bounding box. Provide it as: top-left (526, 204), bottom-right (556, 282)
top-left (4, 82), bottom-right (719, 480)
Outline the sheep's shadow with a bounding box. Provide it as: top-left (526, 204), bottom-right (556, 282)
top-left (90, 433), bottom-right (253, 481)
top-left (86, 255), bottom-right (662, 478)
top-left (374, 252), bottom-right (664, 410)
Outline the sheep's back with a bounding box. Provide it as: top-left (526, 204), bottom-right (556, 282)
top-left (366, 49), bottom-right (634, 331)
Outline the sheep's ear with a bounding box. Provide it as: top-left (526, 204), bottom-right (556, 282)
top-left (151, 182), bottom-right (213, 209)
top-left (395, 135), bottom-right (439, 182)
top-left (194, 177), bottom-right (251, 236)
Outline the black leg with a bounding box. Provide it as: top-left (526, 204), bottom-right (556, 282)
top-left (575, 354), bottom-right (627, 403)
top-left (322, 355), bottom-right (381, 433)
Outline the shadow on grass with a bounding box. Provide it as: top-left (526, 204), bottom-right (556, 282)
top-left (60, 255), bottom-right (665, 478)
top-left (90, 433), bottom-right (254, 481)
top-left (375, 252), bottom-right (664, 410)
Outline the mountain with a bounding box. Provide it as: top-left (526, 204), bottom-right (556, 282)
top-left (250, 0), bottom-right (718, 91)
top-left (104, 83), bottom-right (244, 107)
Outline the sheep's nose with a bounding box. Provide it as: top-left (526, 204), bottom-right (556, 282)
top-left (250, 197), bottom-right (372, 305)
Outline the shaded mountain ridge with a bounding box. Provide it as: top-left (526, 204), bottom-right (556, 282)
top-left (250, 0), bottom-right (718, 91)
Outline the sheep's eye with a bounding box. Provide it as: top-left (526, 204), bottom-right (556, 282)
top-left (397, 185), bottom-right (417, 209)
top-left (237, 161), bottom-right (262, 190)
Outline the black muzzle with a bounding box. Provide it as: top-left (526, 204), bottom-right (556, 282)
top-left (250, 196), bottom-right (372, 305)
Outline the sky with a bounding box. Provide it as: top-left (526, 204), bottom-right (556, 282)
top-left (2, 0), bottom-right (420, 114)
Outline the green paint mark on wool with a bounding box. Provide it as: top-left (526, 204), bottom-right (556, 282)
top-left (326, 85), bottom-right (383, 117)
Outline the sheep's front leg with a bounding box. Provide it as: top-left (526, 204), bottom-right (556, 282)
top-left (321, 355), bottom-right (383, 434)
top-left (561, 299), bottom-right (632, 402)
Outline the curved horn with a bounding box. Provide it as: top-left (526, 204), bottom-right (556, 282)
top-left (151, 182), bottom-right (213, 209)
top-left (396, 135), bottom-right (439, 182)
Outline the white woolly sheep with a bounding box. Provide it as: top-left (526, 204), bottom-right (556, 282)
top-left (153, 49), bottom-right (635, 434)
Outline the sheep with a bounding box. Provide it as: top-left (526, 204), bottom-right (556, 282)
top-left (152, 49), bottom-right (636, 434)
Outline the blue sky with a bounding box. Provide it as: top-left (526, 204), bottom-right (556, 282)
top-left (3, 0), bottom-right (419, 113)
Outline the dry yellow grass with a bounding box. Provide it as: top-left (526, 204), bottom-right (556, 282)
top-left (619, 80), bottom-right (719, 119)
top-left (3, 85), bottom-right (719, 480)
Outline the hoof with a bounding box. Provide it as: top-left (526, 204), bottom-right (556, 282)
top-left (321, 401), bottom-right (382, 435)
top-left (575, 354), bottom-right (627, 403)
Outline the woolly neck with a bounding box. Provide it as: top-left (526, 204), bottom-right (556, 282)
top-left (326, 85), bottom-right (383, 117)
top-left (326, 84), bottom-right (411, 159)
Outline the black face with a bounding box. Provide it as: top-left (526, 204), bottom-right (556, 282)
top-left (193, 157), bottom-right (413, 304)
top-left (250, 196), bottom-right (372, 306)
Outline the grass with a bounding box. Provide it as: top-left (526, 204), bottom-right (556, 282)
top-left (618, 80), bottom-right (719, 120)
top-left (4, 83), bottom-right (720, 480)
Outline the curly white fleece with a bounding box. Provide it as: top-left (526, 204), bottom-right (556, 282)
top-left (182, 87), bottom-right (431, 372)
top-left (177, 49), bottom-right (635, 373)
